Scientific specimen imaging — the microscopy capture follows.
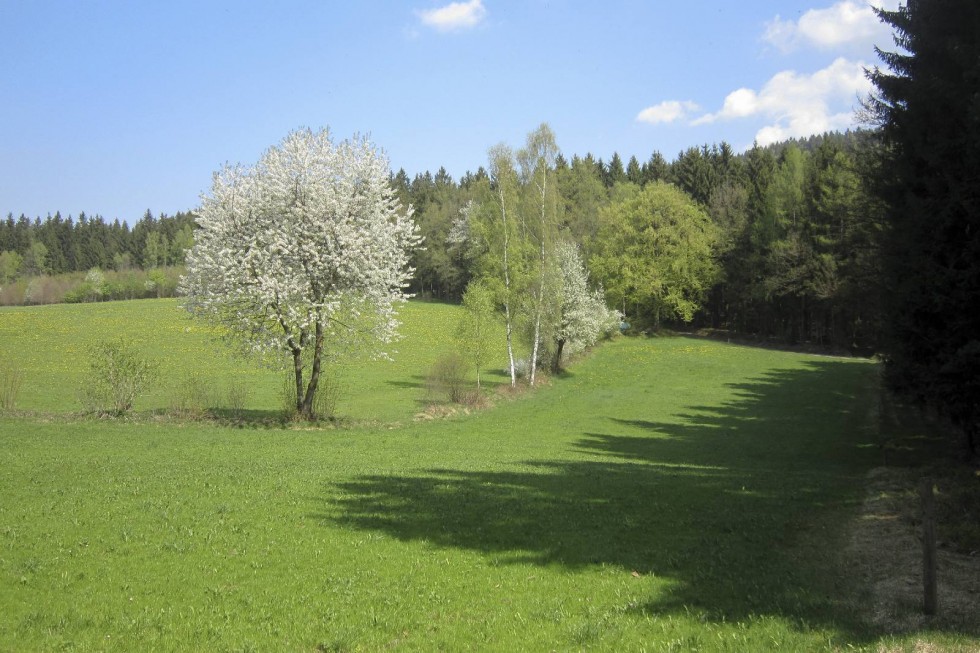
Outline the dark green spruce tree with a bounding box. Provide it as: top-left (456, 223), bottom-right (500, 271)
top-left (868, 0), bottom-right (980, 455)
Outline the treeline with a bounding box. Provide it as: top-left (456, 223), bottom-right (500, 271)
top-left (1, 133), bottom-right (881, 351)
top-left (0, 210), bottom-right (195, 279)
top-left (397, 129), bottom-right (881, 351)
top-left (0, 210), bottom-right (194, 305)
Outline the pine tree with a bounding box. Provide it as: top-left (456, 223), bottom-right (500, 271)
top-left (606, 152), bottom-right (627, 187)
top-left (868, 0), bottom-right (980, 454)
top-left (642, 152), bottom-right (670, 185)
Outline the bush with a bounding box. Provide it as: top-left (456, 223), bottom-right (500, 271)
top-left (79, 339), bottom-right (154, 416)
top-left (63, 283), bottom-right (93, 304)
top-left (427, 352), bottom-right (469, 404)
top-left (0, 266), bottom-right (185, 306)
top-left (168, 372), bottom-right (218, 419)
top-left (312, 372), bottom-right (343, 420)
top-left (513, 358), bottom-right (531, 380)
top-left (224, 380), bottom-right (250, 417)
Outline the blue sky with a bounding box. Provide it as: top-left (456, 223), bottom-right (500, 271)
top-left (1, 0), bottom-right (899, 223)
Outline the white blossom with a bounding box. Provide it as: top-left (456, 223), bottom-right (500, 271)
top-left (553, 241), bottom-right (620, 366)
top-left (179, 128), bottom-right (420, 417)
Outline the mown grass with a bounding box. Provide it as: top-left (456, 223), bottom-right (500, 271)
top-left (1, 301), bottom-right (977, 651)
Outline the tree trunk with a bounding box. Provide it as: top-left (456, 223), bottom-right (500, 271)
top-left (530, 282), bottom-right (543, 386)
top-left (504, 300), bottom-right (516, 387)
top-left (298, 321), bottom-right (325, 419)
top-left (529, 165), bottom-right (550, 387)
top-left (552, 338), bottom-right (566, 374)
top-left (499, 185), bottom-right (517, 387)
top-left (921, 479), bottom-right (938, 616)
top-left (292, 348), bottom-right (305, 417)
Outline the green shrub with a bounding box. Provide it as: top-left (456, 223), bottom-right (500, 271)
top-left (63, 283), bottom-right (92, 304)
top-left (168, 372), bottom-right (217, 419)
top-left (224, 380), bottom-right (250, 417)
top-left (79, 339), bottom-right (154, 416)
top-left (427, 352), bottom-right (469, 404)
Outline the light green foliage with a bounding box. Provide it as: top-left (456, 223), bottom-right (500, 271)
top-left (21, 241), bottom-right (48, 276)
top-left (79, 339), bottom-right (155, 416)
top-left (591, 181), bottom-right (720, 325)
top-left (170, 224), bottom-right (194, 265)
top-left (0, 250), bottom-right (23, 284)
top-left (426, 351), bottom-right (469, 404)
top-left (757, 146), bottom-right (827, 306)
top-left (455, 280), bottom-right (498, 388)
top-left (143, 231), bottom-right (168, 269)
top-left (168, 371), bottom-right (219, 418)
top-left (470, 144), bottom-right (531, 385)
top-left (760, 145), bottom-right (806, 246)
top-left (517, 123), bottom-right (562, 384)
top-left (465, 124), bottom-right (564, 386)
top-left (144, 267), bottom-right (173, 298)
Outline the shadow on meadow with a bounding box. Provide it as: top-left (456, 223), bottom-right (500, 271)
top-left (385, 376), bottom-right (427, 391)
top-left (317, 360), bottom-right (887, 636)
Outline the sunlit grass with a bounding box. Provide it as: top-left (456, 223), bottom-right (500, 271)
top-left (0, 299), bottom-right (510, 422)
top-left (0, 301), bottom-right (976, 651)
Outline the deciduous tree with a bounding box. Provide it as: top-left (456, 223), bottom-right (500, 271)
top-left (551, 240), bottom-right (619, 372)
top-left (180, 128), bottom-right (420, 419)
top-left (591, 182), bottom-right (719, 327)
top-left (517, 124), bottom-right (561, 385)
top-left (455, 280), bottom-right (498, 389)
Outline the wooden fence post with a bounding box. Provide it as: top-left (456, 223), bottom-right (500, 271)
top-left (920, 478), bottom-right (938, 616)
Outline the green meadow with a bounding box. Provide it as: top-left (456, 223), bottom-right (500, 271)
top-left (0, 300), bottom-right (976, 651)
top-left (0, 299), bottom-right (509, 423)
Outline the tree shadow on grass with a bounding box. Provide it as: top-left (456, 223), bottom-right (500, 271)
top-left (385, 376), bottom-right (428, 391)
top-left (311, 360), bottom-right (937, 640)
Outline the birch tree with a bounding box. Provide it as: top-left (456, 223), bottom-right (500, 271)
top-left (517, 124), bottom-right (560, 385)
top-left (480, 144), bottom-right (523, 386)
top-left (455, 279), bottom-right (497, 389)
top-left (180, 128), bottom-right (420, 419)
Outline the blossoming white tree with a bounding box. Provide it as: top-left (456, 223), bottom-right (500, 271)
top-left (180, 128), bottom-right (420, 419)
top-left (551, 240), bottom-right (620, 372)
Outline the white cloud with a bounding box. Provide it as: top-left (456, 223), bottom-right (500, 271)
top-left (416, 0), bottom-right (487, 32)
top-left (763, 1), bottom-right (895, 52)
top-left (635, 100), bottom-right (701, 125)
top-left (693, 57), bottom-right (871, 146)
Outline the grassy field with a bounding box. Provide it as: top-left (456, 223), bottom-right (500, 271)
top-left (0, 299), bottom-right (511, 423)
top-left (0, 300), bottom-right (977, 651)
